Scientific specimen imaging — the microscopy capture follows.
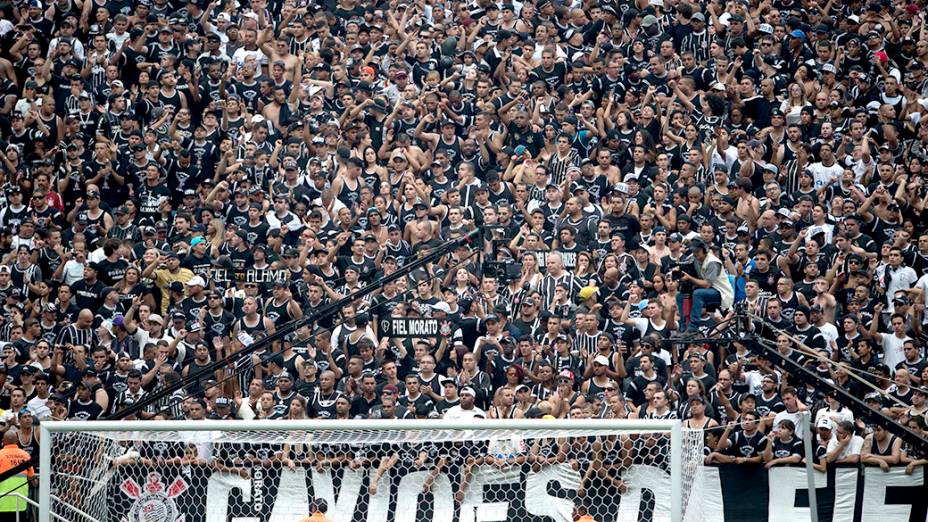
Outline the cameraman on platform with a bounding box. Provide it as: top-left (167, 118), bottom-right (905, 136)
top-left (675, 240), bottom-right (735, 334)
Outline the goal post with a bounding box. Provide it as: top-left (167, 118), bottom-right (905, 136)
top-left (40, 419), bottom-right (703, 522)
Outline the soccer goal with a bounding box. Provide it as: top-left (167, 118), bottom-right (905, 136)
top-left (39, 419), bottom-right (704, 522)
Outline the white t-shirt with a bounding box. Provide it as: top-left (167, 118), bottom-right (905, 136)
top-left (808, 161), bottom-right (844, 189)
top-left (917, 274), bottom-right (928, 324)
top-left (231, 47), bottom-right (267, 67)
top-left (815, 407), bottom-right (854, 427)
top-left (773, 410), bottom-right (807, 440)
top-left (61, 259), bottom-right (86, 285)
top-left (881, 333), bottom-right (912, 373)
top-left (884, 265), bottom-right (918, 312)
top-left (443, 405), bottom-right (487, 420)
top-left (826, 434), bottom-right (864, 461)
top-left (817, 322), bottom-right (839, 353)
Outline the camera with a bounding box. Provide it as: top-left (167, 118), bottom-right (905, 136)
top-left (667, 255), bottom-right (698, 294)
top-left (483, 260), bottom-right (522, 283)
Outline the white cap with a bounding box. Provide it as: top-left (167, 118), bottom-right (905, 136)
top-left (460, 386), bottom-right (476, 397)
top-left (594, 354), bottom-right (610, 366)
top-left (712, 82), bottom-right (727, 91)
top-left (186, 275), bottom-right (207, 287)
top-left (148, 314), bottom-right (163, 325)
top-left (251, 114), bottom-right (265, 123)
top-left (431, 301), bottom-right (452, 314)
top-left (816, 417), bottom-right (833, 429)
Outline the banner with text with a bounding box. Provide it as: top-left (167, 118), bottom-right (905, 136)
top-left (102, 463), bottom-right (928, 522)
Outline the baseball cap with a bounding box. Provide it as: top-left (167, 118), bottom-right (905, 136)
top-left (816, 417), bottom-right (833, 430)
top-left (593, 355), bottom-right (610, 366)
top-left (578, 286), bottom-right (599, 300)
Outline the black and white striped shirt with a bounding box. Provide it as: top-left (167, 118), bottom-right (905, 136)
top-left (546, 150), bottom-right (579, 188)
top-left (56, 324), bottom-right (94, 350)
top-left (574, 332), bottom-right (600, 357)
top-left (538, 272), bottom-right (582, 308)
top-left (681, 30), bottom-right (712, 63)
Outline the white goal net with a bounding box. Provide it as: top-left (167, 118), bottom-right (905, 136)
top-left (40, 419), bottom-right (704, 522)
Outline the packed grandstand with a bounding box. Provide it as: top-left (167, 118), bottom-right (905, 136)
top-left (1, 0), bottom-right (928, 519)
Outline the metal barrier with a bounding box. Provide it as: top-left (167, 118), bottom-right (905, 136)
top-left (3, 491), bottom-right (68, 522)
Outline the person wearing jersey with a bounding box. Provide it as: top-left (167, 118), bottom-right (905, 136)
top-left (263, 281), bottom-right (303, 324)
top-left (763, 419), bottom-right (803, 468)
top-left (861, 424), bottom-right (902, 470)
top-left (233, 297), bottom-right (275, 340)
top-left (710, 412), bottom-right (766, 464)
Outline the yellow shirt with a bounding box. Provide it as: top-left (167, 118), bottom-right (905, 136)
top-left (153, 267), bottom-right (195, 314)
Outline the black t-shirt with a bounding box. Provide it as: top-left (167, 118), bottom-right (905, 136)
top-left (68, 398), bottom-right (104, 420)
top-left (748, 267), bottom-right (782, 294)
top-left (96, 258), bottom-right (129, 286)
top-left (71, 279), bottom-right (106, 312)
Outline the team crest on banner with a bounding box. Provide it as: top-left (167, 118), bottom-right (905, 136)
top-left (439, 320), bottom-right (453, 337)
top-left (119, 472), bottom-right (189, 522)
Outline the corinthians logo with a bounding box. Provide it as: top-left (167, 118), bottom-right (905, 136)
top-left (120, 472), bottom-right (189, 522)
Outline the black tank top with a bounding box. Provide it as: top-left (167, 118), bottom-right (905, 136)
top-left (434, 136), bottom-right (462, 163)
top-left (645, 319), bottom-right (670, 339)
top-left (338, 177), bottom-right (362, 207)
top-left (492, 404), bottom-right (517, 419)
top-left (237, 315), bottom-right (268, 339)
top-left (281, 352), bottom-right (301, 377)
top-left (398, 204), bottom-right (417, 227)
top-left (0, 205), bottom-right (28, 230)
top-left (343, 333), bottom-right (366, 358)
top-left (81, 209), bottom-right (107, 233)
top-left (778, 293), bottom-right (801, 322)
top-left (263, 298), bottom-right (294, 324)
top-left (158, 89), bottom-right (183, 112)
top-left (586, 378), bottom-right (609, 397)
top-left (362, 169), bottom-right (381, 196)
top-left (871, 434), bottom-right (898, 457)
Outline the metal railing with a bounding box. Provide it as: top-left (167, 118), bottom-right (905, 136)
top-left (3, 491), bottom-right (69, 522)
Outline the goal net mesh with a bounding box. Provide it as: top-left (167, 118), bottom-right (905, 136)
top-left (46, 425), bottom-right (705, 522)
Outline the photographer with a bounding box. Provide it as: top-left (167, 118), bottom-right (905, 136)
top-left (675, 240), bottom-right (734, 334)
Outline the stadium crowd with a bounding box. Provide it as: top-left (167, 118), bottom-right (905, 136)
top-left (0, 0), bottom-right (927, 497)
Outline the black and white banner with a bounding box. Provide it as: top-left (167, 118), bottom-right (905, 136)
top-left (208, 268), bottom-right (291, 284)
top-left (108, 463), bottom-right (928, 521)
